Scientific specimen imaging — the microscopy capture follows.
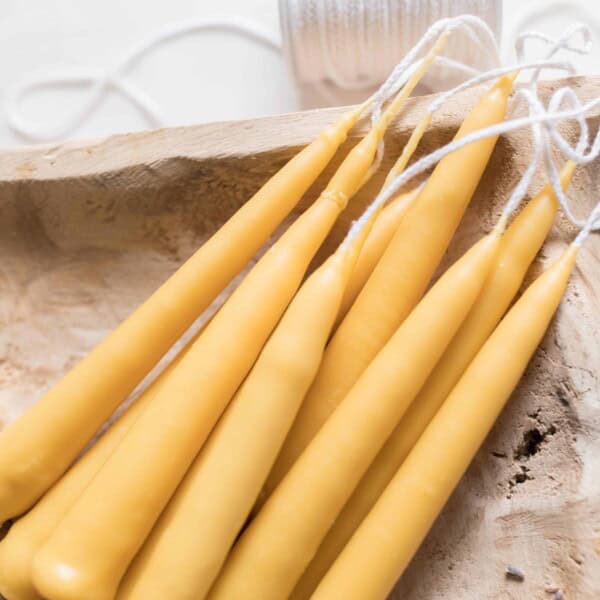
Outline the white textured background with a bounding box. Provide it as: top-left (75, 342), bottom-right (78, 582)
top-left (0, 0), bottom-right (598, 148)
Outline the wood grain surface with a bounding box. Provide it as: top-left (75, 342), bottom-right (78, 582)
top-left (0, 76), bottom-right (599, 599)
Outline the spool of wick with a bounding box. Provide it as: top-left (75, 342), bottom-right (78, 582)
top-left (280, 0), bottom-right (502, 106)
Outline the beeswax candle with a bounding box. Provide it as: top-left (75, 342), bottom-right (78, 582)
top-left (209, 232), bottom-right (501, 600)
top-left (32, 67), bottom-right (425, 600)
top-left (336, 94), bottom-right (434, 325)
top-left (264, 75), bottom-right (514, 496)
top-left (338, 189), bottom-right (419, 321)
top-left (311, 245), bottom-right (578, 600)
top-left (117, 223), bottom-right (371, 600)
top-left (0, 324), bottom-right (205, 600)
top-left (291, 162), bottom-right (575, 599)
top-left (0, 102), bottom-right (366, 522)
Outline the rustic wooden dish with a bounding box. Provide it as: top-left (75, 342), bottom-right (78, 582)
top-left (0, 76), bottom-right (599, 599)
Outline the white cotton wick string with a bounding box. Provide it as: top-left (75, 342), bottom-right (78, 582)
top-left (342, 98), bottom-right (587, 248)
top-left (359, 19), bottom-right (585, 191)
top-left (427, 59), bottom-right (573, 113)
top-left (374, 57), bottom-right (577, 195)
top-left (367, 14), bottom-right (500, 128)
top-left (346, 24), bottom-right (599, 251)
top-left (6, 68), bottom-right (166, 142)
top-left (499, 25), bottom-right (593, 226)
top-left (515, 26), bottom-right (592, 64)
top-left (5, 16), bottom-right (281, 142)
top-left (343, 92), bottom-right (600, 251)
top-left (343, 28), bottom-right (600, 253)
top-left (359, 14), bottom-right (502, 180)
top-left (574, 201), bottom-right (600, 246)
top-left (356, 37), bottom-right (446, 187)
top-left (525, 27), bottom-right (596, 231)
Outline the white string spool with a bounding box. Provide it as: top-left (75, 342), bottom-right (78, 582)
top-left (279, 0), bottom-right (502, 106)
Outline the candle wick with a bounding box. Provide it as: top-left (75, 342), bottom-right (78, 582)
top-left (573, 200), bottom-right (600, 246)
top-left (377, 24), bottom-right (599, 246)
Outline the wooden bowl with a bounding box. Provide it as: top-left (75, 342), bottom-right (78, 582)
top-left (0, 76), bottom-right (599, 599)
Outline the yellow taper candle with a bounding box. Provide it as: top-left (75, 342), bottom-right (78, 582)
top-left (117, 221), bottom-right (372, 600)
top-left (208, 232), bottom-right (501, 600)
top-left (264, 75), bottom-right (514, 497)
top-left (337, 189), bottom-right (420, 324)
top-left (0, 322), bottom-right (207, 600)
top-left (0, 102), bottom-right (367, 522)
top-left (312, 245), bottom-right (578, 600)
top-left (32, 71), bottom-right (424, 600)
top-left (335, 88), bottom-right (434, 328)
top-left (291, 162), bottom-right (576, 599)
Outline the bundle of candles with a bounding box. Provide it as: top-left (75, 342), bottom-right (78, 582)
top-left (0, 16), bottom-right (599, 600)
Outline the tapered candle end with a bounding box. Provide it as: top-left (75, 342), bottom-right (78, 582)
top-left (494, 72), bottom-right (517, 95)
top-left (563, 243), bottom-right (579, 266)
top-left (545, 244), bottom-right (579, 281)
top-left (559, 160), bottom-right (577, 189)
top-left (465, 229), bottom-right (503, 267)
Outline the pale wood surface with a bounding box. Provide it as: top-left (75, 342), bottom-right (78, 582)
top-left (0, 76), bottom-right (599, 599)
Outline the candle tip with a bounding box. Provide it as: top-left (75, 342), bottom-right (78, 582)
top-left (559, 244), bottom-right (579, 269)
top-left (559, 160), bottom-right (577, 190)
top-left (495, 72), bottom-right (517, 95)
